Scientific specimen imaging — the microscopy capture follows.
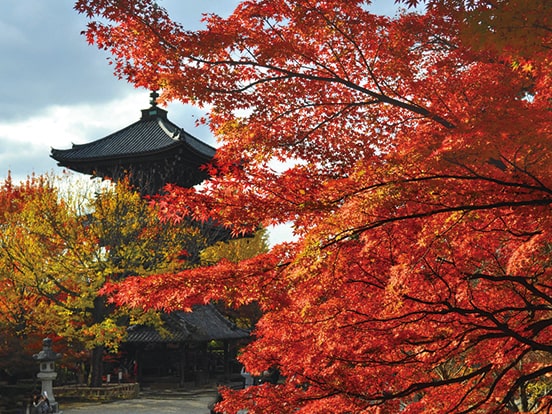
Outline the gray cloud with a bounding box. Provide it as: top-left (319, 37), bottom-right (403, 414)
top-left (0, 1), bottom-right (133, 122)
top-left (0, 135), bottom-right (57, 179)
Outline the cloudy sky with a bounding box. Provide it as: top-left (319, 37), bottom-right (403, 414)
top-left (0, 0), bottom-right (400, 244)
top-left (0, 1), bottom-right (244, 183)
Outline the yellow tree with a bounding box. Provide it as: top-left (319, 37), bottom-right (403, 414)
top-left (0, 174), bottom-right (55, 381)
top-left (0, 175), bottom-right (204, 386)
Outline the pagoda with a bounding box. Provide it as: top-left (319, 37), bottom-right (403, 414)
top-left (50, 92), bottom-right (248, 386)
top-left (51, 91), bottom-right (215, 195)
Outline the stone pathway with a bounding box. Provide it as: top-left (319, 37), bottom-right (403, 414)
top-left (60, 387), bottom-right (219, 414)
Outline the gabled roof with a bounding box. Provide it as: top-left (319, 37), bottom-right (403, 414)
top-left (126, 304), bottom-right (249, 343)
top-left (50, 101), bottom-right (216, 193)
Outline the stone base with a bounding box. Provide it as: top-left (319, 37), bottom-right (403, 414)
top-left (55, 383), bottom-right (140, 401)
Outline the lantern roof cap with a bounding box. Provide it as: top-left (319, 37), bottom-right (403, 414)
top-left (33, 338), bottom-right (62, 362)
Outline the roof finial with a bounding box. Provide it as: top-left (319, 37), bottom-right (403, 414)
top-left (150, 90), bottom-right (159, 107)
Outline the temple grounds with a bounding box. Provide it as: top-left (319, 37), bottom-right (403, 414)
top-left (61, 386), bottom-right (219, 414)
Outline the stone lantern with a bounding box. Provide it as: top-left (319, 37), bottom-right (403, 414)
top-left (33, 337), bottom-right (62, 413)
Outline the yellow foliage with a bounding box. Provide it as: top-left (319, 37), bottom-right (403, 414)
top-left (200, 228), bottom-right (269, 265)
top-left (0, 175), bottom-right (203, 354)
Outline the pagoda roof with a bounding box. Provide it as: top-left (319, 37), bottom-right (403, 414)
top-left (50, 102), bottom-right (216, 192)
top-left (126, 304), bottom-right (249, 343)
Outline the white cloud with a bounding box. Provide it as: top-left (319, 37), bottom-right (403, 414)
top-left (0, 91), bottom-right (145, 181)
top-left (267, 223), bottom-right (296, 247)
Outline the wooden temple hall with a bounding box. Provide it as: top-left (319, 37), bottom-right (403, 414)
top-left (50, 91), bottom-right (249, 386)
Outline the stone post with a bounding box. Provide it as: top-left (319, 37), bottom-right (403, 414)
top-left (33, 337), bottom-right (62, 413)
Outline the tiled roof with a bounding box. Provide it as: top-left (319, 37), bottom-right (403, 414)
top-left (50, 107), bottom-right (215, 163)
top-left (126, 304), bottom-right (250, 343)
top-left (50, 106), bottom-right (217, 192)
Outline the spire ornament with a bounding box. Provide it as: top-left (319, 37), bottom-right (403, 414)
top-left (149, 90), bottom-right (159, 107)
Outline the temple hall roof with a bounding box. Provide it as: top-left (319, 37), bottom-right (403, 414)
top-left (126, 304), bottom-right (249, 343)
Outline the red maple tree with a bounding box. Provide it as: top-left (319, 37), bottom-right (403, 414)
top-left (75, 0), bottom-right (552, 412)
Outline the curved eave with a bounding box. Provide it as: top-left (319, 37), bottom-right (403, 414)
top-left (50, 114), bottom-right (216, 169)
top-left (51, 141), bottom-right (211, 170)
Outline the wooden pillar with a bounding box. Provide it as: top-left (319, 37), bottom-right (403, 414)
top-left (179, 343), bottom-right (187, 387)
top-left (224, 341), bottom-right (231, 381)
top-left (135, 347), bottom-right (143, 384)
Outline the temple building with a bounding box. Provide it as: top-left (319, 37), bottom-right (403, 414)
top-left (51, 91), bottom-right (214, 195)
top-left (124, 304), bottom-right (248, 387)
top-left (51, 92), bottom-right (249, 386)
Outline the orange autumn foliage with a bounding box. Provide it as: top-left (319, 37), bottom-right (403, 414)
top-left (77, 1), bottom-right (552, 412)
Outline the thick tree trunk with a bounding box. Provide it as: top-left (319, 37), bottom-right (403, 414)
top-left (90, 345), bottom-right (104, 387)
top-left (89, 295), bottom-right (109, 387)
